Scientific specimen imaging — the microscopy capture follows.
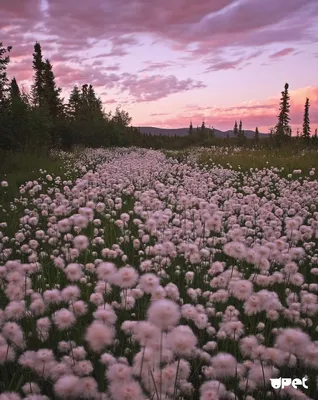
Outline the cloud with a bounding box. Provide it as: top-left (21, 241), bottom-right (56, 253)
top-left (201, 49), bottom-right (263, 72)
top-left (137, 86), bottom-right (318, 130)
top-left (53, 65), bottom-right (122, 89)
top-left (3, 0), bottom-right (317, 91)
top-left (118, 74), bottom-right (206, 102)
top-left (41, 0), bottom-right (317, 57)
top-left (139, 62), bottom-right (176, 73)
top-left (269, 47), bottom-right (295, 59)
top-left (150, 112), bottom-right (171, 116)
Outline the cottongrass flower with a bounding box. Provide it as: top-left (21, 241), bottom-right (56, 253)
top-left (52, 309), bottom-right (76, 330)
top-left (85, 321), bottom-right (115, 352)
top-left (147, 299), bottom-right (181, 331)
top-left (166, 325), bottom-right (197, 357)
top-left (53, 375), bottom-right (82, 398)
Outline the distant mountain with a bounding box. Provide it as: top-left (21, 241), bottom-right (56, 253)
top-left (137, 126), bottom-right (268, 139)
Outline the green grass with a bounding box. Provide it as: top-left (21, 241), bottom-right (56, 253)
top-left (0, 149), bottom-right (70, 211)
top-left (201, 148), bottom-right (317, 173)
top-left (165, 146), bottom-right (318, 176)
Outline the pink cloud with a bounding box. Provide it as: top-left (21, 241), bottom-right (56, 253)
top-left (53, 65), bottom-right (121, 89)
top-left (269, 47), bottom-right (295, 59)
top-left (118, 74), bottom-right (206, 102)
top-left (41, 0), bottom-right (317, 58)
top-left (137, 86), bottom-right (318, 131)
top-left (139, 62), bottom-right (176, 73)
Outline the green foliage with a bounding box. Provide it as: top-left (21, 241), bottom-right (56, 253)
top-left (254, 127), bottom-right (259, 142)
top-left (302, 97), bottom-right (311, 140)
top-left (197, 145), bottom-right (318, 176)
top-left (275, 82), bottom-right (291, 145)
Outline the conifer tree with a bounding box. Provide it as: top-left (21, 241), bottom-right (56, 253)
top-left (233, 121), bottom-right (239, 137)
top-left (275, 83), bottom-right (291, 143)
top-left (9, 77), bottom-right (21, 101)
top-left (31, 42), bottom-right (45, 107)
top-left (87, 84), bottom-right (104, 120)
top-left (302, 97), bottom-right (310, 140)
top-left (201, 119), bottom-right (206, 132)
top-left (67, 85), bottom-right (82, 119)
top-left (238, 120), bottom-right (242, 137)
top-left (9, 77), bottom-right (31, 150)
top-left (254, 127), bottom-right (259, 142)
top-left (188, 120), bottom-right (193, 135)
top-left (43, 59), bottom-right (63, 119)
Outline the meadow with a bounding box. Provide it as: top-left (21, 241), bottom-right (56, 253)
top-left (0, 146), bottom-right (317, 400)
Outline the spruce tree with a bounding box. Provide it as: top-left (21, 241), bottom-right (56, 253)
top-left (238, 120), bottom-right (242, 138)
top-left (10, 77), bottom-right (21, 101)
top-left (233, 121), bottom-right (239, 137)
top-left (31, 42), bottom-right (45, 108)
top-left (9, 77), bottom-right (31, 150)
top-left (188, 120), bottom-right (193, 135)
top-left (254, 127), bottom-right (259, 142)
top-left (43, 59), bottom-right (63, 119)
top-left (275, 83), bottom-right (291, 143)
top-left (201, 119), bottom-right (206, 132)
top-left (87, 84), bottom-right (104, 120)
top-left (302, 97), bottom-right (310, 140)
top-left (67, 85), bottom-right (82, 119)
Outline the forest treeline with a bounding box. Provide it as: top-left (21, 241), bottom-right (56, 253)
top-left (0, 41), bottom-right (317, 153)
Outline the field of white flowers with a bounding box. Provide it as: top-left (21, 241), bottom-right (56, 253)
top-left (0, 147), bottom-right (317, 400)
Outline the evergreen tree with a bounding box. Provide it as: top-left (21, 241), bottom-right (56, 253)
top-left (233, 121), bottom-right (239, 137)
top-left (302, 97), bottom-right (310, 140)
top-left (31, 42), bottom-right (45, 108)
top-left (254, 127), bottom-right (259, 142)
top-left (67, 85), bottom-right (82, 119)
top-left (201, 119), bottom-right (206, 132)
top-left (8, 77), bottom-right (31, 150)
top-left (313, 128), bottom-right (318, 145)
top-left (188, 120), bottom-right (193, 135)
top-left (238, 120), bottom-right (242, 137)
top-left (9, 77), bottom-right (21, 101)
top-left (43, 59), bottom-right (63, 119)
top-left (0, 42), bottom-right (12, 106)
top-left (275, 83), bottom-right (291, 143)
top-left (87, 84), bottom-right (104, 120)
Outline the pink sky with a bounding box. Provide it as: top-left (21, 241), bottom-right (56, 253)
top-left (1, 0), bottom-right (318, 132)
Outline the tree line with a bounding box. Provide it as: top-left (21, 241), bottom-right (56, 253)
top-left (0, 41), bottom-right (317, 153)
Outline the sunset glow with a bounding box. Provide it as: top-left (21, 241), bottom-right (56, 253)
top-left (2, 0), bottom-right (318, 132)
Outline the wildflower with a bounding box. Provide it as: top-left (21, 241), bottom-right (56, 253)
top-left (147, 299), bottom-right (181, 331)
top-left (52, 309), bottom-right (76, 330)
top-left (85, 321), bottom-right (114, 352)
